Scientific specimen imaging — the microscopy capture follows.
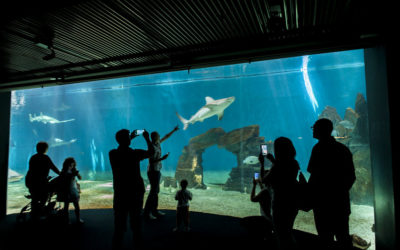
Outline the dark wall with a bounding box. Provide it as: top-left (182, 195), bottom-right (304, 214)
top-left (385, 39), bottom-right (400, 250)
top-left (0, 91), bottom-right (11, 219)
top-left (365, 46), bottom-right (397, 250)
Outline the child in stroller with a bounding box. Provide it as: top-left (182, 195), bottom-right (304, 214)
top-left (17, 175), bottom-right (63, 223)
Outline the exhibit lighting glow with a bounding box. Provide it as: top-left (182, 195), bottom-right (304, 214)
top-left (302, 55), bottom-right (319, 112)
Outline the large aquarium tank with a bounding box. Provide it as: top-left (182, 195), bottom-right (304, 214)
top-left (8, 49), bottom-right (375, 248)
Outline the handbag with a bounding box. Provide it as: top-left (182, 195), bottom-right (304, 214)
top-left (295, 171), bottom-right (312, 212)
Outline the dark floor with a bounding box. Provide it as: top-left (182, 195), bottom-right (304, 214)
top-left (0, 209), bottom-right (350, 250)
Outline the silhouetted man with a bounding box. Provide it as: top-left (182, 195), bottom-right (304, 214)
top-left (109, 129), bottom-right (152, 249)
top-left (25, 141), bottom-right (60, 220)
top-left (143, 125), bottom-right (178, 220)
top-left (307, 118), bottom-right (356, 249)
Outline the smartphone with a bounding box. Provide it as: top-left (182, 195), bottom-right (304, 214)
top-left (135, 129), bottom-right (145, 135)
top-left (254, 172), bottom-right (260, 180)
top-left (260, 144), bottom-right (268, 155)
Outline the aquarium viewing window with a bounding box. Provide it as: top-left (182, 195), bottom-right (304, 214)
top-left (8, 49), bottom-right (375, 248)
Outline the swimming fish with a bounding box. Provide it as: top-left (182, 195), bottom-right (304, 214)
top-left (243, 156), bottom-right (259, 165)
top-left (53, 103), bottom-right (71, 112)
top-left (29, 112), bottom-right (75, 124)
top-left (176, 96), bottom-right (235, 130)
top-left (339, 120), bottom-right (355, 130)
top-left (49, 138), bottom-right (77, 147)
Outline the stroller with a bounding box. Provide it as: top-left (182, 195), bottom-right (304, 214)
top-left (17, 176), bottom-right (63, 223)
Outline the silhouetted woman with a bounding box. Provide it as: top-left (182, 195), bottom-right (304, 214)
top-left (143, 125), bottom-right (178, 219)
top-left (262, 137), bottom-right (299, 249)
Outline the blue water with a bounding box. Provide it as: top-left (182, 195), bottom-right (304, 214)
top-left (9, 49), bottom-right (366, 178)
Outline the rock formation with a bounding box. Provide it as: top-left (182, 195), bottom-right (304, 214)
top-left (163, 176), bottom-right (178, 188)
top-left (318, 93), bottom-right (373, 205)
top-left (174, 93), bottom-right (373, 204)
top-left (175, 125), bottom-right (270, 191)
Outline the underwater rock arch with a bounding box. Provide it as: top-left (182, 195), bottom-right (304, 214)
top-left (174, 125), bottom-right (271, 191)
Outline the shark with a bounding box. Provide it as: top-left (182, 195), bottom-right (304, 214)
top-left (49, 138), bottom-right (77, 148)
top-left (176, 96), bottom-right (235, 130)
top-left (29, 112), bottom-right (75, 124)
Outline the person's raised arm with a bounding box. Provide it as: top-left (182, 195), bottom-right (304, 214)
top-left (142, 130), bottom-right (154, 157)
top-left (49, 158), bottom-right (61, 175)
top-left (250, 177), bottom-right (259, 202)
top-left (258, 153), bottom-right (265, 179)
top-left (74, 168), bottom-right (82, 180)
top-left (160, 125), bottom-right (179, 143)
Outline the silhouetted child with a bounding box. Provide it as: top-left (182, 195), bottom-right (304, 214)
top-left (59, 157), bottom-right (83, 224)
top-left (173, 179), bottom-right (192, 232)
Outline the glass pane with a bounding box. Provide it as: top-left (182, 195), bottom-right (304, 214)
top-left (8, 49), bottom-right (374, 249)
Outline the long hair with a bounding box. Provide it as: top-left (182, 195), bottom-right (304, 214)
top-left (151, 131), bottom-right (160, 143)
top-left (273, 137), bottom-right (296, 161)
top-left (62, 157), bottom-right (76, 173)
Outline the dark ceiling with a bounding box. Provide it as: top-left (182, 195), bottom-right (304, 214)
top-left (0, 0), bottom-right (388, 91)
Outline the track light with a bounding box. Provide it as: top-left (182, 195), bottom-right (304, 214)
top-left (34, 26), bottom-right (56, 61)
top-left (42, 48), bottom-right (56, 61)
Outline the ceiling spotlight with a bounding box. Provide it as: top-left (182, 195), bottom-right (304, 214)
top-left (42, 48), bottom-right (56, 61)
top-left (35, 42), bottom-right (49, 49)
top-left (34, 26), bottom-right (56, 61)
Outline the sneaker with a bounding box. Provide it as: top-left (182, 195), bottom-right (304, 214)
top-left (146, 214), bottom-right (157, 220)
top-left (77, 219), bottom-right (84, 224)
top-left (172, 227), bottom-right (179, 232)
top-left (154, 211), bottom-right (165, 216)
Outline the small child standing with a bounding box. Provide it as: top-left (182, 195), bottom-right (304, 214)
top-left (173, 179), bottom-right (193, 232)
top-left (59, 157), bottom-right (84, 224)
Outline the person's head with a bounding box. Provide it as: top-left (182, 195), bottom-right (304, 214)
top-left (273, 137), bottom-right (296, 161)
top-left (36, 141), bottom-right (49, 154)
top-left (151, 131), bottom-right (160, 144)
top-left (115, 129), bottom-right (131, 147)
top-left (312, 118), bottom-right (333, 140)
top-left (180, 179), bottom-right (188, 190)
top-left (62, 157), bottom-right (76, 172)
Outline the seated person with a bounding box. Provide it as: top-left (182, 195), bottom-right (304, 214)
top-left (25, 142), bottom-right (60, 220)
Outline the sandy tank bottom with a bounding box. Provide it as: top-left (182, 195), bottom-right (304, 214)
top-left (7, 171), bottom-right (375, 250)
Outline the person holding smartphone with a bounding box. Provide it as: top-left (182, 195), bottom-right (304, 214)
top-left (240, 170), bottom-right (273, 239)
top-left (261, 137), bottom-right (300, 249)
top-left (109, 128), bottom-right (153, 249)
top-left (143, 125), bottom-right (179, 220)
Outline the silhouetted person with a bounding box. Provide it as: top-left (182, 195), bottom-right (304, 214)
top-left (109, 129), bottom-right (153, 249)
top-left (173, 179), bottom-right (192, 232)
top-left (307, 118), bottom-right (356, 249)
top-left (143, 125), bottom-right (179, 220)
top-left (58, 157), bottom-right (83, 224)
top-left (240, 166), bottom-right (273, 240)
top-left (25, 141), bottom-right (60, 220)
top-left (263, 137), bottom-right (299, 249)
